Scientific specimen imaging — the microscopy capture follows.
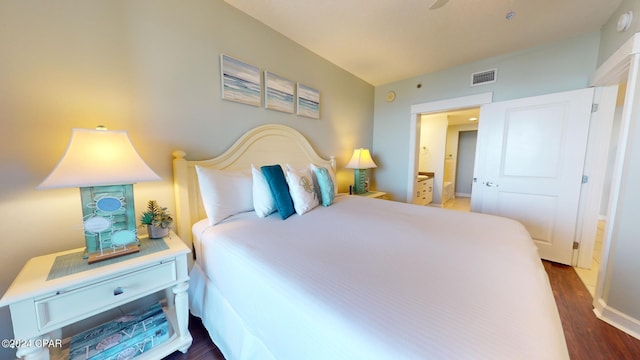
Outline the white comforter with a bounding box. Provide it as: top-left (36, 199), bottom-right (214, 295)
top-left (189, 195), bottom-right (568, 360)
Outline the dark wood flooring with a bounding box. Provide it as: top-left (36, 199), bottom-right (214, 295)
top-left (165, 261), bottom-right (640, 359)
top-left (543, 261), bottom-right (640, 359)
top-left (164, 315), bottom-right (225, 360)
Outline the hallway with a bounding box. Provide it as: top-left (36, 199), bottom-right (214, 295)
top-left (442, 197), bottom-right (470, 212)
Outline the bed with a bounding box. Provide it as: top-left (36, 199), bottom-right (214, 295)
top-left (172, 124), bottom-right (569, 360)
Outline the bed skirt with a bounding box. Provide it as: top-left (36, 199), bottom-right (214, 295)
top-left (189, 262), bottom-right (277, 360)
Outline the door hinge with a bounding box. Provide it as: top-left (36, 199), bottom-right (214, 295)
top-left (582, 175), bottom-right (589, 184)
top-left (573, 241), bottom-right (580, 250)
top-left (592, 103), bottom-right (599, 113)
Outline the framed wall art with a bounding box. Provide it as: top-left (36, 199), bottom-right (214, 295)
top-left (297, 83), bottom-right (320, 119)
top-left (264, 71), bottom-right (295, 113)
top-left (220, 54), bottom-right (261, 107)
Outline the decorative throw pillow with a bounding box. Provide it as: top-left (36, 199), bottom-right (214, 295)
top-left (260, 165), bottom-right (295, 220)
top-left (286, 165), bottom-right (320, 215)
top-left (312, 165), bottom-right (335, 206)
top-left (195, 166), bottom-right (253, 225)
top-left (310, 164), bottom-right (338, 198)
top-left (251, 165), bottom-right (276, 217)
top-left (310, 163), bottom-right (338, 196)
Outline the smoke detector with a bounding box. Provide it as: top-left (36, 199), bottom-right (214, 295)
top-left (617, 11), bottom-right (633, 32)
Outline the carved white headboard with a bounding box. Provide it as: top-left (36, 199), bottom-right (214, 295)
top-left (172, 124), bottom-right (335, 247)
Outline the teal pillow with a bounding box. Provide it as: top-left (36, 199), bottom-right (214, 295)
top-left (314, 166), bottom-right (335, 206)
top-left (260, 165), bottom-right (295, 219)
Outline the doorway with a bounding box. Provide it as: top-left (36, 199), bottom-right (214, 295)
top-left (455, 130), bottom-right (477, 198)
top-left (414, 107), bottom-right (480, 207)
top-left (409, 89), bottom-right (614, 266)
top-left (574, 83), bottom-right (625, 295)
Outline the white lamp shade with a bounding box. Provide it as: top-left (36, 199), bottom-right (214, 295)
top-left (345, 148), bottom-right (377, 169)
top-left (37, 128), bottom-right (161, 189)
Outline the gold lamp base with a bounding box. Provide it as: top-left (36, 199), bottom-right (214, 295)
top-left (87, 245), bottom-right (140, 264)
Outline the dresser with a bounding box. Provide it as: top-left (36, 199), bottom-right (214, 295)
top-left (0, 232), bottom-right (192, 360)
top-left (414, 175), bottom-right (434, 206)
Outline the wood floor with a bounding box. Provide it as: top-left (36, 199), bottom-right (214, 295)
top-left (544, 261), bottom-right (640, 359)
top-left (165, 261), bottom-right (640, 359)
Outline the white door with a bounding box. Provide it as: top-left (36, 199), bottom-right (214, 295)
top-left (472, 88), bottom-right (594, 264)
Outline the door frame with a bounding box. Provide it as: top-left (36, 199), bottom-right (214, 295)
top-left (407, 93), bottom-right (493, 203)
top-left (573, 86), bottom-right (617, 268)
top-left (590, 32), bottom-right (640, 334)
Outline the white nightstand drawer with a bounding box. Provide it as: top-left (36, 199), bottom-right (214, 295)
top-left (35, 260), bottom-right (177, 331)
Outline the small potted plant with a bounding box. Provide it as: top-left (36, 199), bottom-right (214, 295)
top-left (140, 200), bottom-right (173, 239)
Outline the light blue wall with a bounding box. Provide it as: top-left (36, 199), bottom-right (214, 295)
top-left (372, 32), bottom-right (601, 200)
top-left (597, 0), bottom-right (640, 66)
top-left (0, 1), bottom-right (372, 355)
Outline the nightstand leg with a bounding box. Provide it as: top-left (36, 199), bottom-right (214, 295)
top-left (172, 281), bottom-right (192, 353)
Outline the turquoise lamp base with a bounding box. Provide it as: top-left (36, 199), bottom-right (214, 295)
top-left (352, 169), bottom-right (368, 194)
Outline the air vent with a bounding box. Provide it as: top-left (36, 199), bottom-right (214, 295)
top-left (471, 68), bottom-right (497, 86)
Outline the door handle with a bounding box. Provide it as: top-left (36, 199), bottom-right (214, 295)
top-left (485, 181), bottom-right (499, 187)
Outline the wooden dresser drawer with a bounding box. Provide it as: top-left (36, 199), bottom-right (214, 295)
top-left (414, 178), bottom-right (433, 206)
top-left (35, 261), bottom-right (176, 331)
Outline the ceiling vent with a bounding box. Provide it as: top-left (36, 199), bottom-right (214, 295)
top-left (471, 68), bottom-right (497, 86)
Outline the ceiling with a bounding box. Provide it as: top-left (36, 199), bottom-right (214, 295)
top-left (444, 108), bottom-right (480, 125)
top-left (423, 108), bottom-right (480, 125)
top-left (224, 0), bottom-right (622, 86)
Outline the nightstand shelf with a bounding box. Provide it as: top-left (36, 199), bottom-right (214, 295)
top-left (0, 232), bottom-right (192, 360)
top-left (355, 191), bottom-right (389, 199)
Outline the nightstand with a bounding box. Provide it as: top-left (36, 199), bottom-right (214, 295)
top-left (0, 232), bottom-right (192, 360)
top-left (355, 191), bottom-right (389, 200)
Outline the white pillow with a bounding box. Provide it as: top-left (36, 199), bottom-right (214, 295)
top-left (195, 165), bottom-right (253, 225)
top-left (310, 163), bottom-right (337, 195)
top-left (251, 165), bottom-right (276, 217)
top-left (285, 164), bottom-right (319, 215)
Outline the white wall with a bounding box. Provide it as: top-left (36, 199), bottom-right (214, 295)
top-left (373, 32), bottom-right (600, 201)
top-left (0, 1), bottom-right (373, 355)
top-left (418, 114), bottom-right (447, 204)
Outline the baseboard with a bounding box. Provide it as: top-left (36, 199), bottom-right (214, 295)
top-left (593, 298), bottom-right (640, 341)
top-left (455, 192), bottom-right (471, 198)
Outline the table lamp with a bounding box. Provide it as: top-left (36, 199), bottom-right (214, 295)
top-left (345, 148), bottom-right (377, 194)
top-left (37, 126), bottom-right (160, 263)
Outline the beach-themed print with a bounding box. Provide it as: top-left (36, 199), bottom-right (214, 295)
top-left (221, 54), bottom-right (261, 106)
top-left (297, 83), bottom-right (320, 119)
top-left (265, 71), bottom-right (295, 113)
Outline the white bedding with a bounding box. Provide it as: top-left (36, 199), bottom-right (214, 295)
top-left (189, 195), bottom-right (568, 360)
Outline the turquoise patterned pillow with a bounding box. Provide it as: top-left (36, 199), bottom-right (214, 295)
top-left (313, 166), bottom-right (335, 206)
